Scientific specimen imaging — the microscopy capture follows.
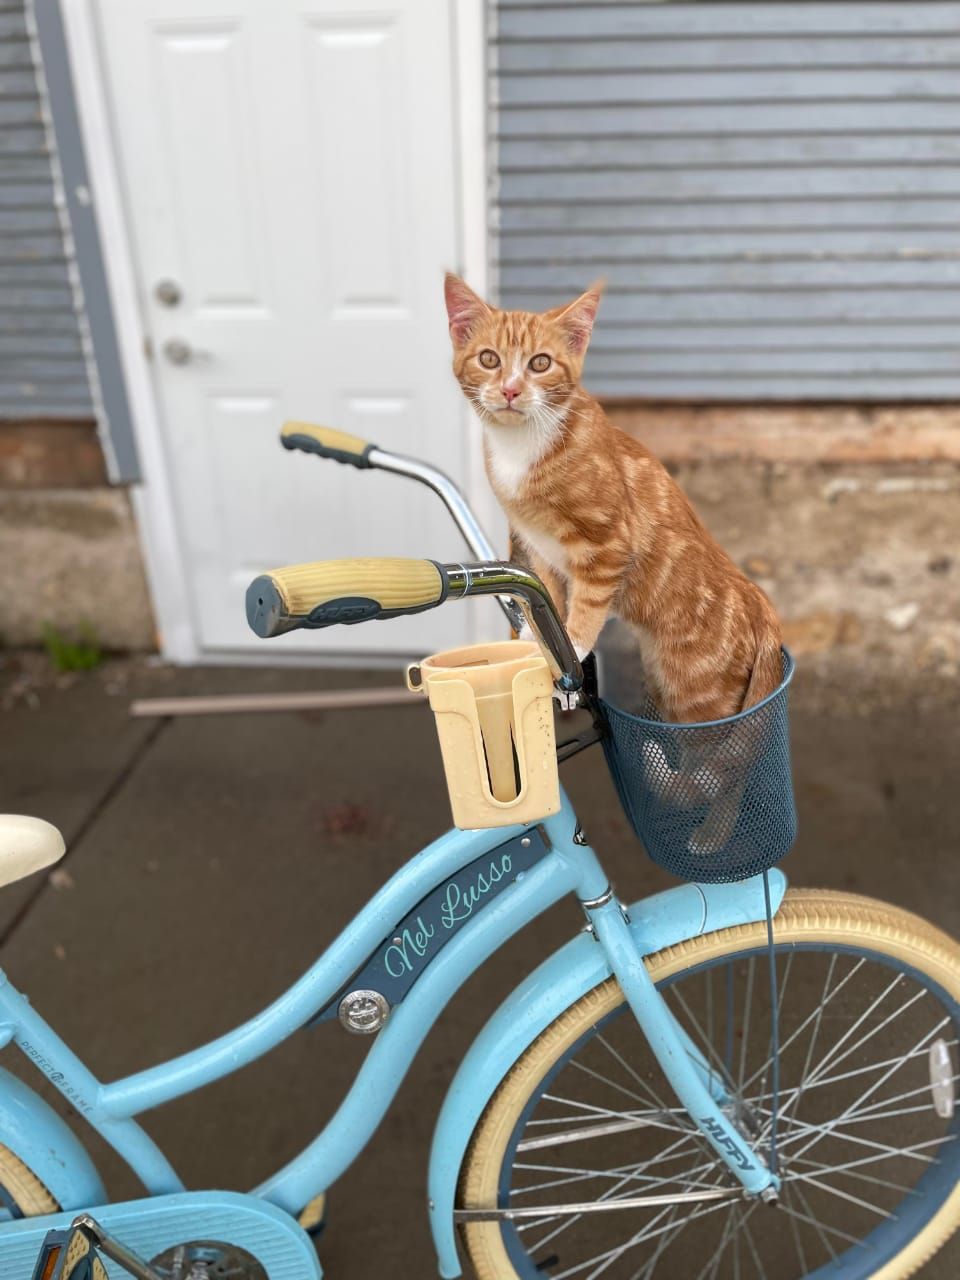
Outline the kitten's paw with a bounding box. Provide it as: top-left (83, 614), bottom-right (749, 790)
top-left (690, 765), bottom-right (723, 801)
top-left (687, 828), bottom-right (726, 857)
top-left (687, 806), bottom-right (735, 857)
top-left (641, 740), bottom-right (676, 797)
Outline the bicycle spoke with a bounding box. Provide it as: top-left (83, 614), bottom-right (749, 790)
top-left (794, 980), bottom-right (923, 1099)
top-left (758, 952), bottom-right (795, 1107)
top-left (777, 1121), bottom-right (953, 1165)
top-left (591, 1198), bottom-right (680, 1280)
top-left (512, 1156), bottom-right (721, 1198)
top-left (740, 957), bottom-right (865, 1093)
top-left (549, 1197), bottom-right (738, 1280)
top-left (825, 1101), bottom-right (941, 1127)
top-left (761, 981), bottom-right (918, 1142)
top-left (521, 1145), bottom-right (680, 1254)
top-left (737, 1208), bottom-right (752, 1280)
top-left (748, 1040), bottom-right (956, 1105)
top-left (778, 1192), bottom-right (857, 1250)
top-left (528, 1110), bottom-right (645, 1128)
top-left (789, 1170), bottom-right (896, 1220)
top-left (777, 950), bottom-right (835, 1132)
top-left (784, 1184), bottom-right (810, 1274)
top-left (847, 1073), bottom-right (960, 1119)
top-left (668, 985), bottom-right (740, 1094)
top-left (787, 1014), bottom-right (950, 1167)
top-left (813, 1039), bottom-right (960, 1090)
top-left (789, 1180), bottom-right (838, 1263)
top-left (518, 1112), bottom-right (693, 1154)
top-left (757, 1004), bottom-right (945, 1146)
top-left (699, 1198), bottom-right (743, 1280)
top-left (541, 1093), bottom-right (689, 1132)
top-left (738, 1206), bottom-right (767, 1278)
top-left (596, 1033), bottom-right (673, 1115)
top-left (524, 1165), bottom-right (658, 1256)
top-left (787, 1153), bottom-right (919, 1198)
top-left (629, 1202), bottom-right (680, 1280)
top-left (545, 1198), bottom-right (680, 1280)
top-left (569, 1058), bottom-right (665, 1111)
top-left (517, 1127), bottom-right (715, 1253)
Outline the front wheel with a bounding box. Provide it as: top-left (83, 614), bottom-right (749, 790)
top-left (459, 889), bottom-right (960, 1279)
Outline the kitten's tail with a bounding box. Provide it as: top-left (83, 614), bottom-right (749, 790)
top-left (742, 636), bottom-right (783, 711)
top-left (687, 634), bottom-right (783, 857)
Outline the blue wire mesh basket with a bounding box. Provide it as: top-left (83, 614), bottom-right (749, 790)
top-left (599, 650), bottom-right (797, 883)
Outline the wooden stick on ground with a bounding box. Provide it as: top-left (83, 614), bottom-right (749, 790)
top-left (130, 687), bottom-right (422, 717)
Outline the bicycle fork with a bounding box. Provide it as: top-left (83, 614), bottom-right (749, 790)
top-left (584, 894), bottom-right (779, 1201)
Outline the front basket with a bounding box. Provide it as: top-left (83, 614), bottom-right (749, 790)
top-left (599, 650), bottom-right (797, 883)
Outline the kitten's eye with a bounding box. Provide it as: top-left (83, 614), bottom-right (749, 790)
top-left (478, 349), bottom-right (500, 370)
top-left (529, 353), bottom-right (552, 373)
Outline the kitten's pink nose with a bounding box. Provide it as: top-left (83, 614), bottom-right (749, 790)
top-left (502, 386), bottom-right (520, 404)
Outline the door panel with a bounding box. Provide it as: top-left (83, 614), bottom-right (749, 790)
top-left (305, 16), bottom-right (410, 313)
top-left (93, 0), bottom-right (478, 657)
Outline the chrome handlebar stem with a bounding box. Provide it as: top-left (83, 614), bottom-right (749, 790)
top-left (444, 561), bottom-right (584, 692)
top-left (357, 446), bottom-right (582, 691)
top-left (367, 448), bottom-right (527, 635)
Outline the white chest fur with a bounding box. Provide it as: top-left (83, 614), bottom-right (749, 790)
top-left (511, 515), bottom-right (569, 578)
top-left (483, 421), bottom-right (555, 501)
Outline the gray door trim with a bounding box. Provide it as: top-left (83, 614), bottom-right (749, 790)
top-left (30, 0), bottom-right (141, 482)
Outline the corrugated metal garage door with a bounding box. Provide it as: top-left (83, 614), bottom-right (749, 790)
top-left (1, 2), bottom-right (92, 419)
top-left (493, 1), bottom-right (960, 400)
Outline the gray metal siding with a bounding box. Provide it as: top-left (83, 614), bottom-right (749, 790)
top-left (1, 0), bottom-right (92, 419)
top-left (493, 1), bottom-right (960, 400)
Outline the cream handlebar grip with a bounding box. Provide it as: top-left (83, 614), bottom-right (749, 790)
top-left (246, 557), bottom-right (448, 638)
top-left (280, 421), bottom-right (376, 469)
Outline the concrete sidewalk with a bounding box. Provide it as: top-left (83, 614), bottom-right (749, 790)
top-left (1, 653), bottom-right (958, 1277)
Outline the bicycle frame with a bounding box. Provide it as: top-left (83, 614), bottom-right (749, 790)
top-left (0, 784), bottom-right (784, 1276)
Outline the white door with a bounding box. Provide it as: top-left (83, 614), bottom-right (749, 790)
top-left (90, 0), bottom-right (486, 658)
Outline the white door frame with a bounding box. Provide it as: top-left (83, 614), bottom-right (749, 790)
top-left (58, 0), bottom-right (497, 664)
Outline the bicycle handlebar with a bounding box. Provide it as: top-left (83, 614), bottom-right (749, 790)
top-left (247, 557), bottom-right (448, 636)
top-left (278, 420), bottom-right (526, 633)
top-left (281, 421), bottom-right (376, 469)
top-left (246, 558), bottom-right (584, 690)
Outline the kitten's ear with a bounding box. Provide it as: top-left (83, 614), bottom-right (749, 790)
top-left (444, 273), bottom-right (491, 347)
top-left (546, 280), bottom-right (604, 355)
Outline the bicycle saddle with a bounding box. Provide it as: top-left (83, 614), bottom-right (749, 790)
top-left (0, 815), bottom-right (65, 888)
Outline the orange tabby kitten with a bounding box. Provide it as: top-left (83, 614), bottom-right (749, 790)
top-left (443, 272), bottom-right (783, 726)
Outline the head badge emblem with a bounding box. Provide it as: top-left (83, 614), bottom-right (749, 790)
top-left (338, 989), bottom-right (390, 1035)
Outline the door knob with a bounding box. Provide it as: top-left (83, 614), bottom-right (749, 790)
top-left (163, 338), bottom-right (191, 365)
top-left (162, 338), bottom-right (210, 366)
top-left (154, 279), bottom-right (182, 307)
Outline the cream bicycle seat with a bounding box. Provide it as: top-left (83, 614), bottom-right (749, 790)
top-left (0, 816), bottom-right (65, 888)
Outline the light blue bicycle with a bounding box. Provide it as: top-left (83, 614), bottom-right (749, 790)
top-left (1, 424), bottom-right (959, 1280)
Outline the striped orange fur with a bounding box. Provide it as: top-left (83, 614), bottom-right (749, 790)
top-left (444, 273), bottom-right (783, 724)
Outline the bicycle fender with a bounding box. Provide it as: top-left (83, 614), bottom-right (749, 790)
top-left (427, 869), bottom-right (787, 1277)
top-left (0, 1065), bottom-right (106, 1209)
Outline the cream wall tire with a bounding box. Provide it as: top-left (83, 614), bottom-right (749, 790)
top-left (458, 889), bottom-right (960, 1280)
top-left (0, 1142), bottom-right (59, 1218)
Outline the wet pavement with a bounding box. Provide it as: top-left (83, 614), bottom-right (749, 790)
top-left (0, 655), bottom-right (958, 1277)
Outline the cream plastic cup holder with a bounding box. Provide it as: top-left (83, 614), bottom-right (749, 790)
top-left (407, 641), bottom-right (560, 830)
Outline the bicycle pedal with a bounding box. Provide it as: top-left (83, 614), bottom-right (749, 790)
top-left (32, 1224), bottom-right (114, 1280)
